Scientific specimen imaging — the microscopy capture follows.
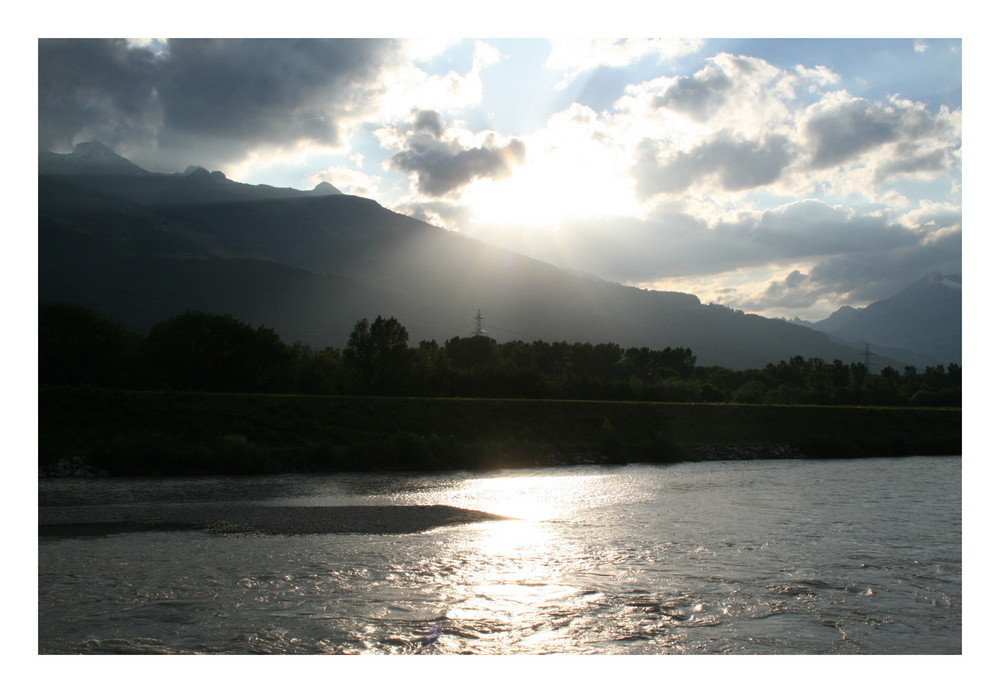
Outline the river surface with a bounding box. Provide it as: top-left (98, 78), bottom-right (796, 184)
top-left (38, 456), bottom-right (961, 654)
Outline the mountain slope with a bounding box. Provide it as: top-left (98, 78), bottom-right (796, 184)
top-left (39, 144), bottom-right (895, 369)
top-left (805, 274), bottom-right (962, 366)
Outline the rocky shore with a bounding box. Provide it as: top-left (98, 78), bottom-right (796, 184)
top-left (39, 456), bottom-right (106, 478)
top-left (38, 503), bottom-right (512, 536)
top-left (692, 443), bottom-right (803, 461)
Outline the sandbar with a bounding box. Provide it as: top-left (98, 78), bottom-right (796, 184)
top-left (38, 503), bottom-right (511, 537)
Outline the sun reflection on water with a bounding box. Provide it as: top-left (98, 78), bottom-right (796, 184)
top-left (441, 516), bottom-right (587, 649)
top-left (429, 474), bottom-right (605, 652)
top-left (438, 472), bottom-right (612, 522)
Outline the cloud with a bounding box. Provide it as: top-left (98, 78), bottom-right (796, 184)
top-left (802, 93), bottom-right (956, 171)
top-left (807, 226), bottom-right (961, 303)
top-left (374, 40), bottom-right (502, 121)
top-left (805, 99), bottom-right (900, 169)
top-left (545, 38), bottom-right (704, 89)
top-left (620, 53), bottom-right (807, 138)
top-left (38, 39), bottom-right (961, 322)
top-left (610, 57), bottom-right (961, 204)
top-left (158, 40), bottom-right (391, 142)
top-left (394, 198), bottom-right (473, 232)
top-left (471, 194), bottom-right (958, 320)
top-left (651, 62), bottom-right (735, 122)
top-left (690, 206), bottom-right (960, 316)
top-left (745, 270), bottom-right (831, 311)
top-left (382, 109), bottom-right (525, 197)
top-left (307, 166), bottom-right (382, 198)
top-left (39, 38), bottom-right (400, 171)
top-left (557, 201), bottom-right (913, 283)
top-left (38, 39), bottom-right (162, 153)
top-left (632, 132), bottom-right (795, 198)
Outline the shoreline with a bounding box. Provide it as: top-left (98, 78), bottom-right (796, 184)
top-left (38, 503), bottom-right (513, 537)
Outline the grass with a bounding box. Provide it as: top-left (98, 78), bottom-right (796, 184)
top-left (39, 386), bottom-right (962, 475)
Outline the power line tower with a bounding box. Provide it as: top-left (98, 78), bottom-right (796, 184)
top-left (473, 309), bottom-right (487, 338)
top-left (862, 343), bottom-right (875, 372)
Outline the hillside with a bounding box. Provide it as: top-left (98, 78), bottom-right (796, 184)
top-left (799, 273), bottom-right (962, 366)
top-left (40, 142), bottom-right (889, 369)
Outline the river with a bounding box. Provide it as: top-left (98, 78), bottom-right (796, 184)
top-left (38, 456), bottom-right (961, 654)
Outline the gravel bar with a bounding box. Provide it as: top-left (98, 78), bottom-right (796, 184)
top-left (39, 503), bottom-right (512, 536)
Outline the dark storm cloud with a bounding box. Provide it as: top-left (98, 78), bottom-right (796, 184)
top-left (158, 39), bottom-right (392, 144)
top-left (38, 39), bottom-right (160, 152)
top-left (387, 109), bottom-right (526, 197)
top-left (632, 133), bottom-right (793, 199)
top-left (39, 38), bottom-right (399, 168)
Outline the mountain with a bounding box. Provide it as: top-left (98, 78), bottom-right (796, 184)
top-left (39, 143), bottom-right (898, 369)
top-left (39, 141), bottom-right (150, 177)
top-left (796, 274), bottom-right (962, 366)
top-left (310, 181), bottom-right (342, 195)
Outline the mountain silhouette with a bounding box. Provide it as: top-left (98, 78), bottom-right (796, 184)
top-left (798, 273), bottom-right (961, 366)
top-left (39, 143), bottom-right (932, 368)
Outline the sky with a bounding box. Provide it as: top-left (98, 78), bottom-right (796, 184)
top-left (23, 6), bottom-right (990, 679)
top-left (36, 26), bottom-right (963, 322)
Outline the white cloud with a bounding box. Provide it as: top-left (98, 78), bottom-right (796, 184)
top-left (398, 38), bottom-right (462, 63)
top-left (307, 166), bottom-right (382, 198)
top-left (373, 40), bottom-right (504, 122)
top-left (545, 38), bottom-right (704, 89)
top-left (615, 53), bottom-right (813, 140)
top-left (405, 47), bottom-right (961, 303)
top-left (607, 57), bottom-right (962, 207)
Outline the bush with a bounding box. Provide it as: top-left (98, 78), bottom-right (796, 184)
top-left (200, 434), bottom-right (276, 474)
top-left (347, 431), bottom-right (466, 471)
top-left (91, 431), bottom-right (198, 475)
top-left (91, 431), bottom-right (274, 475)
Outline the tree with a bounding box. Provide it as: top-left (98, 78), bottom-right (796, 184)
top-left (293, 346), bottom-right (346, 395)
top-left (143, 310), bottom-right (293, 392)
top-left (343, 315), bottom-right (411, 394)
top-left (734, 379), bottom-right (768, 404)
top-left (39, 301), bottom-right (141, 387)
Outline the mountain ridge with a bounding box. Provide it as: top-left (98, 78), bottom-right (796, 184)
top-left (793, 273), bottom-right (961, 366)
top-left (38, 143), bottom-right (954, 368)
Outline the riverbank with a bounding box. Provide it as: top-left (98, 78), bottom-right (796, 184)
top-left (39, 386), bottom-right (962, 475)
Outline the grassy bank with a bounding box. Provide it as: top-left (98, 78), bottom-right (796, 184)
top-left (39, 386), bottom-right (962, 475)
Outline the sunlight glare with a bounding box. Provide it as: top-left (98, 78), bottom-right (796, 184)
top-left (461, 122), bottom-right (638, 227)
top-left (452, 473), bottom-right (603, 522)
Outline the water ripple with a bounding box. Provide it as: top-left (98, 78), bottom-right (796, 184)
top-left (39, 457), bottom-right (961, 654)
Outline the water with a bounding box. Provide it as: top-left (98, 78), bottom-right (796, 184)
top-left (38, 456), bottom-right (961, 654)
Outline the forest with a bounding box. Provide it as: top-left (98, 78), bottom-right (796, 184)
top-left (39, 301), bottom-right (961, 408)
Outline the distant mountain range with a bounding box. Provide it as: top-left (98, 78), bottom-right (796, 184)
top-left (38, 142), bottom-right (958, 369)
top-left (789, 273), bottom-right (961, 366)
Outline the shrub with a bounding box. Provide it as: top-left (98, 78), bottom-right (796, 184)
top-left (91, 431), bottom-right (274, 475)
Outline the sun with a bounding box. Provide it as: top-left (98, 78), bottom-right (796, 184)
top-left (459, 131), bottom-right (639, 228)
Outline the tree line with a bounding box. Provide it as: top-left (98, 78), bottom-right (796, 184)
top-left (39, 302), bottom-right (961, 407)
